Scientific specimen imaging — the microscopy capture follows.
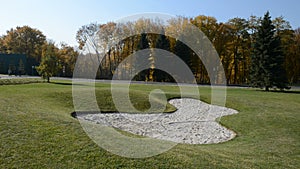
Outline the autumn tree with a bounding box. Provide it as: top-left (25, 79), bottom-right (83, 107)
top-left (284, 28), bottom-right (300, 83)
top-left (191, 16), bottom-right (226, 84)
top-left (0, 37), bottom-right (7, 53)
top-left (75, 14), bottom-right (298, 85)
top-left (226, 18), bottom-right (251, 84)
top-left (57, 43), bottom-right (78, 77)
top-left (191, 15), bottom-right (218, 43)
top-left (36, 42), bottom-right (60, 82)
top-left (270, 16), bottom-right (299, 84)
top-left (1, 26), bottom-right (46, 72)
top-left (76, 23), bottom-right (103, 78)
top-left (250, 12), bottom-right (289, 91)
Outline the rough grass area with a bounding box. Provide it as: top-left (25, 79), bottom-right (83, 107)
top-left (0, 80), bottom-right (299, 168)
top-left (0, 78), bottom-right (45, 85)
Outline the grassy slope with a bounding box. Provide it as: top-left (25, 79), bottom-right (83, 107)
top-left (0, 80), bottom-right (299, 168)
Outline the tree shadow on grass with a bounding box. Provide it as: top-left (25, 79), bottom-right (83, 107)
top-left (50, 81), bottom-right (89, 86)
top-left (71, 111), bottom-right (122, 119)
top-left (71, 112), bottom-right (77, 118)
top-left (256, 89), bottom-right (300, 94)
top-left (270, 90), bottom-right (300, 94)
top-left (51, 81), bottom-right (72, 85)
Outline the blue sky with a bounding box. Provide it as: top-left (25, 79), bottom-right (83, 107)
top-left (0, 0), bottom-right (299, 47)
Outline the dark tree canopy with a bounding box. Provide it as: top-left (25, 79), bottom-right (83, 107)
top-left (250, 12), bottom-right (289, 91)
top-left (133, 33), bottom-right (150, 81)
top-left (154, 31), bottom-right (172, 82)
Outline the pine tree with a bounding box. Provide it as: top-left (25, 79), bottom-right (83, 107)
top-left (250, 12), bottom-right (289, 91)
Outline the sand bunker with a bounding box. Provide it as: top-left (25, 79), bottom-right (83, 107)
top-left (77, 98), bottom-right (239, 144)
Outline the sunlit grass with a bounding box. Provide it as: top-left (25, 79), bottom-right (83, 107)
top-left (0, 80), bottom-right (299, 168)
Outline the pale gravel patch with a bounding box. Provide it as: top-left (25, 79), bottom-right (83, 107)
top-left (77, 98), bottom-right (239, 144)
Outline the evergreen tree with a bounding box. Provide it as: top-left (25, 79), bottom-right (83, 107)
top-left (250, 12), bottom-right (289, 91)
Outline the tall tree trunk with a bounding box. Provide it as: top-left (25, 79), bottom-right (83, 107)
top-left (233, 45), bottom-right (239, 84)
top-left (265, 86), bottom-right (269, 91)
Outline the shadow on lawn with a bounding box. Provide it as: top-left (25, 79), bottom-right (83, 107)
top-left (71, 111), bottom-right (123, 118)
top-left (270, 90), bottom-right (300, 94)
top-left (51, 81), bottom-right (89, 86)
top-left (51, 81), bottom-right (72, 85)
top-left (257, 89), bottom-right (300, 94)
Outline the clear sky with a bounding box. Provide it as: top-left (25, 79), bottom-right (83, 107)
top-left (0, 0), bottom-right (299, 47)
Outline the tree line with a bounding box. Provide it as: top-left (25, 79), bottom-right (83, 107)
top-left (0, 12), bottom-right (299, 87)
top-left (0, 26), bottom-right (78, 81)
top-left (76, 12), bottom-right (300, 88)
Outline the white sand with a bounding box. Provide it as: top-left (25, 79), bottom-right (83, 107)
top-left (77, 98), bottom-right (239, 144)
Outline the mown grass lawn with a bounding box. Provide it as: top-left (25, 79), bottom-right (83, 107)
top-left (0, 79), bottom-right (299, 168)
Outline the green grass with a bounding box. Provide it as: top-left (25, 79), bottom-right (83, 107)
top-left (0, 80), bottom-right (299, 168)
top-left (0, 78), bottom-right (45, 85)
